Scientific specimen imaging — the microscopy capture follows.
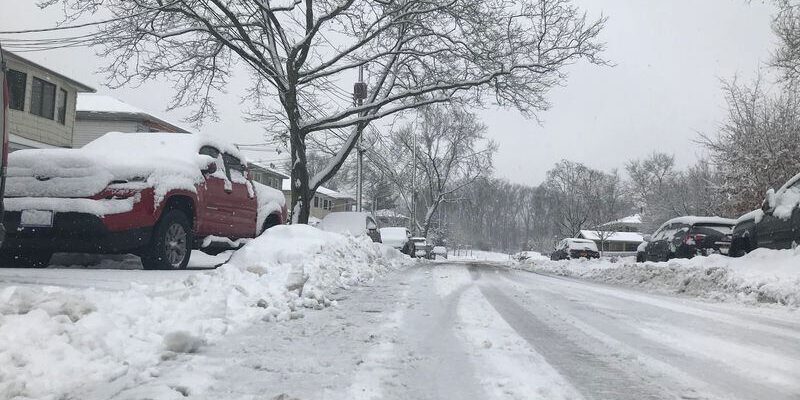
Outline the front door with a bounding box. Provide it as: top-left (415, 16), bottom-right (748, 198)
top-left (222, 153), bottom-right (258, 238)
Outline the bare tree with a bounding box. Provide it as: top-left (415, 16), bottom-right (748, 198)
top-left (46, 0), bottom-right (605, 222)
top-left (584, 169), bottom-right (628, 255)
top-left (699, 78), bottom-right (800, 215)
top-left (371, 105), bottom-right (495, 236)
top-left (773, 0), bottom-right (800, 79)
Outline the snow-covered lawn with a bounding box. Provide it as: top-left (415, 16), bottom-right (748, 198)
top-left (518, 249), bottom-right (800, 307)
top-left (0, 225), bottom-right (409, 400)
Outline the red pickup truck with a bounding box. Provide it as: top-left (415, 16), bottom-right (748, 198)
top-left (1, 132), bottom-right (286, 269)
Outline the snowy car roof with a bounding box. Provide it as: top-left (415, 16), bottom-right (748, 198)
top-left (318, 212), bottom-right (374, 235)
top-left (657, 216), bottom-right (737, 232)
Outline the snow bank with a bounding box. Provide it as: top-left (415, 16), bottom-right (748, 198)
top-left (450, 250), bottom-right (511, 262)
top-left (518, 249), bottom-right (800, 307)
top-left (0, 225), bottom-right (409, 399)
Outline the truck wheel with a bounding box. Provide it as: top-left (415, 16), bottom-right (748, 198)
top-left (261, 213), bottom-right (281, 234)
top-left (141, 210), bottom-right (193, 270)
top-left (729, 239), bottom-right (749, 258)
top-left (0, 251), bottom-right (52, 268)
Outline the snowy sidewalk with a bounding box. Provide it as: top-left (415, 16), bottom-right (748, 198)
top-left (99, 262), bottom-right (800, 400)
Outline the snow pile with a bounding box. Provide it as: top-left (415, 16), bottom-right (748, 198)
top-left (512, 251), bottom-right (548, 262)
top-left (518, 249), bottom-right (800, 307)
top-left (0, 225), bottom-right (409, 399)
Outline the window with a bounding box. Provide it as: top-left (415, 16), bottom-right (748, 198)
top-left (222, 153), bottom-right (245, 179)
top-left (7, 69), bottom-right (26, 111)
top-left (314, 196), bottom-right (319, 208)
top-left (57, 88), bottom-right (68, 124)
top-left (200, 146), bottom-right (220, 157)
top-left (30, 77), bottom-right (56, 119)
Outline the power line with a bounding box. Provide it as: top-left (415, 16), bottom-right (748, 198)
top-left (0, 3), bottom-right (179, 34)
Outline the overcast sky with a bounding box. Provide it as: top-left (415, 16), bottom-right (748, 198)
top-left (0, 0), bottom-right (780, 185)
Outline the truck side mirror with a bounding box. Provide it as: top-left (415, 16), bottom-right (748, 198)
top-left (202, 162), bottom-right (218, 175)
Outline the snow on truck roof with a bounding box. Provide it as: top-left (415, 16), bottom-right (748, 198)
top-left (7, 132), bottom-right (245, 201)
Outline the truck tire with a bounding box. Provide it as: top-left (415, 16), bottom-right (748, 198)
top-left (0, 251), bottom-right (52, 268)
top-left (261, 213), bottom-right (281, 234)
top-left (141, 210), bottom-right (193, 270)
top-left (729, 239), bottom-right (749, 258)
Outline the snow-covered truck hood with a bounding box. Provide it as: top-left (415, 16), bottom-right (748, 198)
top-left (6, 149), bottom-right (115, 198)
top-left (6, 132), bottom-right (240, 200)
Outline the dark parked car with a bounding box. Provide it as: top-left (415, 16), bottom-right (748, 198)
top-left (550, 238), bottom-right (600, 260)
top-left (730, 173), bottom-right (800, 256)
top-left (410, 237), bottom-right (433, 259)
top-left (640, 216), bottom-right (736, 262)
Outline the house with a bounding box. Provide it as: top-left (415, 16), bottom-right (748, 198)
top-left (248, 162), bottom-right (289, 190)
top-left (577, 229), bottom-right (644, 256)
top-left (598, 213), bottom-right (643, 233)
top-left (73, 94), bottom-right (189, 148)
top-left (2, 51), bottom-right (95, 150)
top-left (281, 180), bottom-right (356, 219)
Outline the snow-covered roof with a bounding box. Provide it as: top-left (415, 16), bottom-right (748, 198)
top-left (579, 230), bottom-right (645, 243)
top-left (249, 162), bottom-right (290, 179)
top-left (600, 214), bottom-right (642, 226)
top-left (76, 94), bottom-right (190, 133)
top-left (281, 179), bottom-right (354, 200)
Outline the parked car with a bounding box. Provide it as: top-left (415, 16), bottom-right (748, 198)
top-left (379, 227), bottom-right (414, 255)
top-left (319, 212), bottom-right (382, 243)
top-left (0, 49), bottom-right (9, 249)
top-left (640, 216), bottom-right (735, 262)
top-left (432, 245), bottom-right (448, 259)
top-left (550, 238), bottom-right (600, 260)
top-left (0, 132), bottom-right (287, 269)
top-left (730, 173), bottom-right (800, 256)
top-left (635, 241), bottom-right (647, 262)
top-left (410, 237), bottom-right (432, 259)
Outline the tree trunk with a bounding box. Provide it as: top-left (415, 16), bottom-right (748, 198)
top-left (288, 98), bottom-right (312, 224)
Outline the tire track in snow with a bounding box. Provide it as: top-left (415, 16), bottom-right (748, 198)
top-left (469, 265), bottom-right (675, 400)
top-left (496, 267), bottom-right (800, 400)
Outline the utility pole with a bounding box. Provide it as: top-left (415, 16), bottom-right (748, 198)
top-left (353, 65), bottom-right (367, 212)
top-left (411, 126), bottom-right (417, 234)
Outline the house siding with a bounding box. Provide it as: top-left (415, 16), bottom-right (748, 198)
top-left (72, 119), bottom-right (139, 148)
top-left (6, 57), bottom-right (79, 148)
